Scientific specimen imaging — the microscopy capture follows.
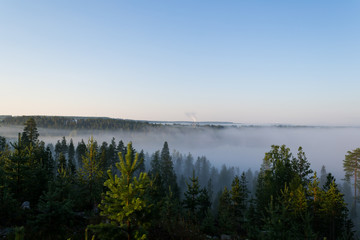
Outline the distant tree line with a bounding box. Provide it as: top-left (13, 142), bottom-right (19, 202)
top-left (1, 116), bottom-right (161, 131)
top-left (1, 116), bottom-right (228, 131)
top-left (0, 118), bottom-right (356, 239)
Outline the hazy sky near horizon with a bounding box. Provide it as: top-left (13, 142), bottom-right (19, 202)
top-left (1, 1), bottom-right (359, 125)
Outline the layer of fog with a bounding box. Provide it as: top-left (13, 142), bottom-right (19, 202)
top-left (1, 125), bottom-right (360, 180)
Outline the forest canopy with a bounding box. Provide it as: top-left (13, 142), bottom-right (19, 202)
top-left (0, 118), bottom-right (356, 240)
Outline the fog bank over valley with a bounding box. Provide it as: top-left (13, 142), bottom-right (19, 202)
top-left (1, 124), bottom-right (358, 180)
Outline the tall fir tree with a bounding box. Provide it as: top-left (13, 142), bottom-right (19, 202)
top-left (160, 142), bottom-right (178, 196)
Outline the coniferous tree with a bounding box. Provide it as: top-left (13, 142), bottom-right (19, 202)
top-left (183, 170), bottom-right (201, 223)
top-left (76, 139), bottom-right (87, 168)
top-left (320, 165), bottom-right (328, 188)
top-left (60, 136), bottom-right (68, 158)
top-left (0, 136), bottom-right (7, 151)
top-left (68, 139), bottom-right (76, 175)
top-left (0, 139), bottom-right (19, 226)
top-left (99, 141), bottom-right (108, 171)
top-left (57, 153), bottom-right (67, 173)
top-left (78, 137), bottom-right (103, 209)
top-left (160, 142), bottom-right (177, 195)
top-left (307, 172), bottom-right (323, 234)
top-left (217, 187), bottom-right (233, 235)
top-left (21, 117), bottom-right (39, 147)
top-left (108, 137), bottom-right (117, 170)
top-left (183, 153), bottom-right (194, 178)
top-left (343, 148), bottom-right (360, 211)
top-left (198, 187), bottom-right (211, 220)
top-left (230, 173), bottom-right (249, 235)
top-left (54, 140), bottom-right (62, 160)
top-left (99, 142), bottom-right (151, 240)
top-left (135, 150), bottom-right (145, 178)
top-left (6, 134), bottom-right (30, 202)
top-left (117, 140), bottom-right (126, 160)
top-left (292, 147), bottom-right (313, 185)
top-left (320, 180), bottom-right (349, 240)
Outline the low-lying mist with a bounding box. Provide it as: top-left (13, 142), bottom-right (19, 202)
top-left (1, 125), bottom-right (359, 180)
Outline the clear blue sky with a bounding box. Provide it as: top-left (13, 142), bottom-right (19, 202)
top-left (1, 1), bottom-right (359, 125)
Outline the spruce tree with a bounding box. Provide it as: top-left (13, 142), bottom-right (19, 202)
top-left (68, 139), bottom-right (76, 175)
top-left (21, 117), bottom-right (39, 147)
top-left (218, 187), bottom-right (233, 235)
top-left (183, 170), bottom-right (201, 222)
top-left (76, 139), bottom-right (87, 168)
top-left (160, 142), bottom-right (178, 196)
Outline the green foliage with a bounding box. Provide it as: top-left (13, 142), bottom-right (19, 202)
top-left (230, 173), bottom-right (249, 235)
top-left (3, 115), bottom-right (159, 131)
top-left (160, 142), bottom-right (178, 196)
top-left (218, 187), bottom-right (233, 235)
top-left (21, 117), bottom-right (39, 147)
top-left (99, 142), bottom-right (151, 240)
top-left (0, 121), bottom-right (355, 240)
top-left (319, 181), bottom-right (348, 239)
top-left (30, 186), bottom-right (74, 240)
top-left (343, 148), bottom-right (360, 210)
top-left (183, 171), bottom-right (201, 221)
top-left (68, 139), bottom-right (76, 175)
top-left (78, 137), bottom-right (104, 208)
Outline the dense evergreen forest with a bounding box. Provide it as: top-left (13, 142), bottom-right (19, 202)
top-left (1, 116), bottom-right (160, 131)
top-left (0, 118), bottom-right (357, 239)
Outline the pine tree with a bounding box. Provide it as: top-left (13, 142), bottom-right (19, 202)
top-left (343, 148), bottom-right (360, 211)
top-left (57, 153), bottom-right (67, 173)
top-left (0, 140), bottom-right (19, 226)
top-left (320, 180), bottom-right (348, 240)
top-left (99, 142), bottom-right (151, 240)
top-left (307, 172), bottom-right (323, 235)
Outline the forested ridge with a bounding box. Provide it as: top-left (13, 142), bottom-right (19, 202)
top-left (1, 116), bottom-right (226, 132)
top-left (1, 116), bottom-right (161, 131)
top-left (0, 118), bottom-right (357, 239)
